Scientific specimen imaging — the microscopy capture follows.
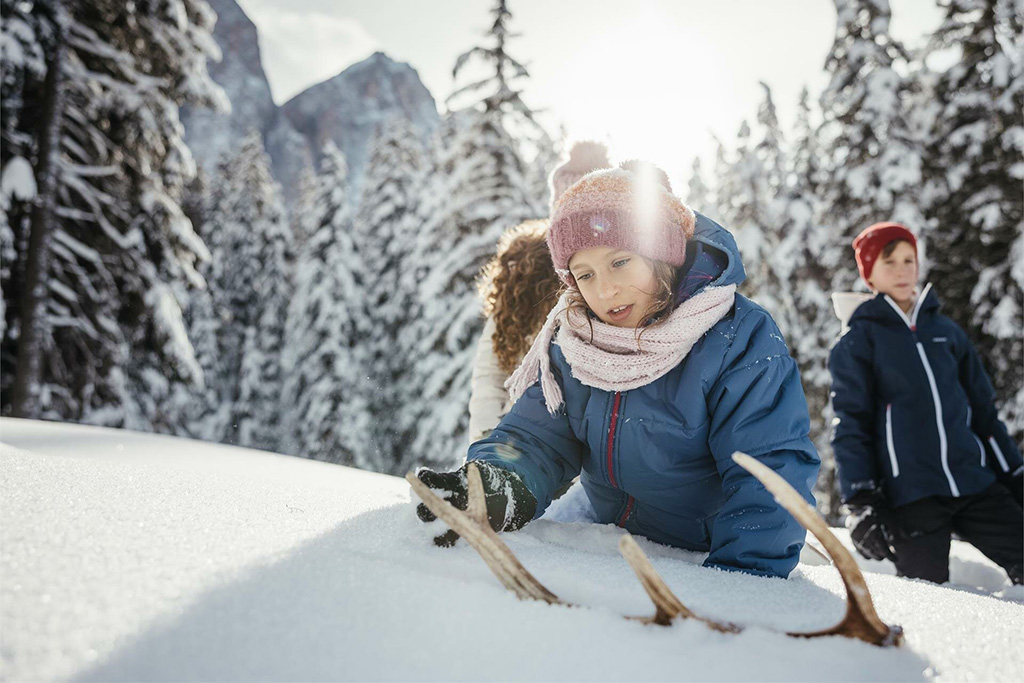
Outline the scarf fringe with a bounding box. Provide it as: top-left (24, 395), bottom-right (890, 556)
top-left (505, 292), bottom-right (569, 414)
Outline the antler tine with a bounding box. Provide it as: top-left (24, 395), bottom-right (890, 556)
top-left (464, 461), bottom-right (488, 526)
top-left (731, 452), bottom-right (903, 647)
top-left (406, 464), bottom-right (562, 605)
top-left (619, 534), bottom-right (740, 632)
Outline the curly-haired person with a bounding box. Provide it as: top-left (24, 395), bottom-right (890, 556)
top-left (468, 141), bottom-right (611, 443)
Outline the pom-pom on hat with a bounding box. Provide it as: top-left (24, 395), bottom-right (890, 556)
top-left (853, 222), bottom-right (918, 286)
top-left (547, 159), bottom-right (695, 285)
top-left (549, 141), bottom-right (612, 207)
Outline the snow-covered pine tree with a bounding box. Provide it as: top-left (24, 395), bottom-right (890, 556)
top-left (5, 0), bottom-right (72, 420)
top-left (776, 87), bottom-right (843, 520)
top-left (527, 130), bottom-right (561, 210)
top-left (774, 88), bottom-right (832, 374)
top-left (715, 114), bottom-right (781, 312)
top-left (179, 277), bottom-right (226, 441)
top-left (687, 157), bottom-right (714, 219)
top-left (923, 0), bottom-right (1024, 438)
top-left (172, 167), bottom-right (227, 441)
top-left (0, 0), bottom-right (225, 430)
top-left (446, 0), bottom-right (548, 159)
top-left (355, 117), bottom-right (427, 469)
top-left (392, 118), bottom-right (450, 468)
top-left (399, 117), bottom-right (539, 474)
top-left (750, 83), bottom-right (789, 316)
top-left (289, 166), bottom-right (320, 256)
top-left (0, 160), bottom-right (38, 362)
top-left (756, 82), bottom-right (788, 198)
top-left (819, 0), bottom-right (925, 291)
top-left (281, 141), bottom-right (369, 465)
top-left (708, 136), bottom-right (733, 224)
top-left (201, 131), bottom-right (292, 451)
top-left (0, 0), bottom-right (44, 356)
top-left (398, 0), bottom-right (545, 473)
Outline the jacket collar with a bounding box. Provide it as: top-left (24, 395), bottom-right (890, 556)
top-left (882, 282), bottom-right (934, 330)
top-left (845, 283), bottom-right (939, 330)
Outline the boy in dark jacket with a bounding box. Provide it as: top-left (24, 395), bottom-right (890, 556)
top-left (829, 222), bottom-right (1023, 585)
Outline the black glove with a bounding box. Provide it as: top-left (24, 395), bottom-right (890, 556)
top-left (414, 461), bottom-right (537, 547)
top-left (994, 467), bottom-right (1023, 508)
top-left (845, 490), bottom-right (897, 563)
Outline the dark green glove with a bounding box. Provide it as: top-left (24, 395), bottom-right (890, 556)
top-left (414, 461), bottom-right (537, 547)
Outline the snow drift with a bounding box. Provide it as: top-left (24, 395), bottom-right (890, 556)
top-left (1, 418), bottom-right (1021, 681)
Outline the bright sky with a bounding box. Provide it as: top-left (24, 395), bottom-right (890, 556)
top-left (236, 0), bottom-right (944, 189)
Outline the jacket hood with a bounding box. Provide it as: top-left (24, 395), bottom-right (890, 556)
top-left (831, 292), bottom-right (873, 332)
top-left (690, 212), bottom-right (746, 290)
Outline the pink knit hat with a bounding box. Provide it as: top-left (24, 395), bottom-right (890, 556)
top-left (547, 160), bottom-right (695, 285)
top-left (549, 141), bottom-right (612, 207)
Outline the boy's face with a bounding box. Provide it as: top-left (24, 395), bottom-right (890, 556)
top-left (868, 240), bottom-right (918, 305)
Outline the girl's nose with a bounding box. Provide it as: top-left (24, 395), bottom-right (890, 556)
top-left (598, 279), bottom-right (618, 299)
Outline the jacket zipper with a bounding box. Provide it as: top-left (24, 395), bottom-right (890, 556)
top-left (605, 392), bottom-right (634, 526)
top-left (885, 403), bottom-right (900, 477)
top-left (884, 283), bottom-right (959, 496)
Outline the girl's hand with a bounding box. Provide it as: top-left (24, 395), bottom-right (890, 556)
top-left (414, 461), bottom-right (536, 546)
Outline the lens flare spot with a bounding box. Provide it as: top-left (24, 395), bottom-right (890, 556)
top-left (493, 443), bottom-right (523, 462)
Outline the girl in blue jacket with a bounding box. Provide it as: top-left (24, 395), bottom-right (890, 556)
top-left (416, 161), bottom-right (820, 579)
top-left (829, 222), bottom-right (1023, 585)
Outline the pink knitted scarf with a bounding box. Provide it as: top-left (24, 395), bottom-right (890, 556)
top-left (505, 284), bottom-right (737, 414)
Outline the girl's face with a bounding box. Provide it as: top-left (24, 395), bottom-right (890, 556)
top-left (869, 240), bottom-right (918, 306)
top-left (568, 246), bottom-right (659, 328)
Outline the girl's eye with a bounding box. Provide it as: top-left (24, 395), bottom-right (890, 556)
top-left (576, 273), bottom-right (591, 281)
top-left (613, 258), bottom-right (630, 268)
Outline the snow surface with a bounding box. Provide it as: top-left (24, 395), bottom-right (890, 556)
top-left (2, 418), bottom-right (1022, 682)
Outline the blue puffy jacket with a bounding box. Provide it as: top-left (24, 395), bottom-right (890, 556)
top-left (829, 284), bottom-right (1023, 508)
top-left (468, 213), bottom-right (820, 578)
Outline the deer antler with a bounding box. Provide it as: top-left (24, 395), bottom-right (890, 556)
top-left (406, 457), bottom-right (903, 647)
top-left (406, 464), bottom-right (561, 604)
top-left (731, 452), bottom-right (903, 646)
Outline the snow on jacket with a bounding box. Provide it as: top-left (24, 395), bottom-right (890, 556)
top-left (468, 317), bottom-right (514, 444)
top-left (467, 213), bottom-right (821, 579)
top-left (828, 284), bottom-right (1023, 508)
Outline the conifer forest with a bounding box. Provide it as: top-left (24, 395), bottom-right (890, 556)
top-left (1, 0), bottom-right (1021, 518)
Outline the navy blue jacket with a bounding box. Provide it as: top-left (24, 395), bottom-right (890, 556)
top-left (468, 214), bottom-right (820, 579)
top-left (829, 284), bottom-right (1023, 508)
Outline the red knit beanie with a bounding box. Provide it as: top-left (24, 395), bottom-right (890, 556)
top-left (853, 222), bottom-right (918, 286)
top-left (547, 160), bottom-right (695, 285)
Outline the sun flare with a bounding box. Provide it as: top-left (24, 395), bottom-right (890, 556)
top-left (545, 11), bottom-right (744, 190)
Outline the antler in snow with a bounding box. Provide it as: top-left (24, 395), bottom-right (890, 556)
top-left (406, 457), bottom-right (903, 647)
